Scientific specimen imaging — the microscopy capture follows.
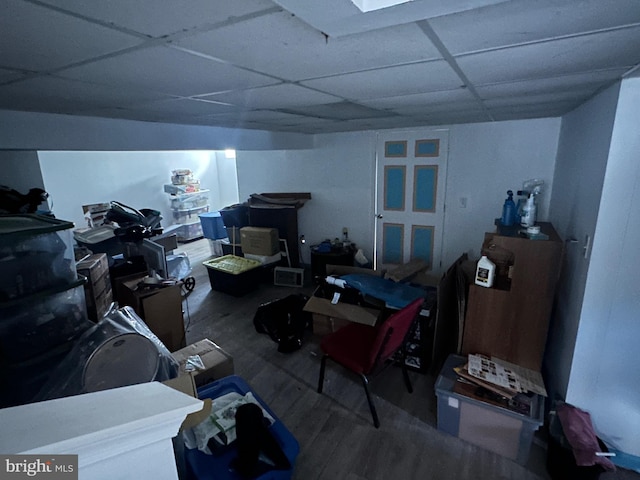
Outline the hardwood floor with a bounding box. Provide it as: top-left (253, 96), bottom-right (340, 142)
top-left (176, 238), bottom-right (634, 480)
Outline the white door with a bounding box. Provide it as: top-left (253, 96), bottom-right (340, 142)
top-left (375, 130), bottom-right (449, 273)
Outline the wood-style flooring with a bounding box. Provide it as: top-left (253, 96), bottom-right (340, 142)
top-left (177, 238), bottom-right (635, 480)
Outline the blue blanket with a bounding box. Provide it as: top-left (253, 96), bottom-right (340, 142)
top-left (341, 274), bottom-right (426, 309)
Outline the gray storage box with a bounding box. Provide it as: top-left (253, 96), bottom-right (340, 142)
top-left (435, 354), bottom-right (544, 465)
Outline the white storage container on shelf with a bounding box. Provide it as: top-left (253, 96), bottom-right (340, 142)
top-left (0, 214), bottom-right (77, 301)
top-left (172, 205), bottom-right (209, 225)
top-left (170, 189), bottom-right (209, 210)
top-left (175, 221), bottom-right (204, 242)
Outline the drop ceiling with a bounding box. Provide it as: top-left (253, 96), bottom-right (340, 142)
top-left (1, 0), bottom-right (639, 134)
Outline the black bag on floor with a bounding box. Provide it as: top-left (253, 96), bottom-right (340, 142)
top-left (253, 294), bottom-right (311, 353)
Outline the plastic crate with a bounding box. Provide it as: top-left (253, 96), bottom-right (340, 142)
top-left (185, 375), bottom-right (299, 480)
top-left (175, 222), bottom-right (204, 242)
top-left (203, 255), bottom-right (261, 296)
top-left (199, 212), bottom-right (227, 240)
top-left (173, 206), bottom-right (210, 225)
top-left (435, 354), bottom-right (544, 465)
top-left (0, 214), bottom-right (77, 301)
top-left (170, 190), bottom-right (210, 210)
top-left (0, 278), bottom-right (93, 361)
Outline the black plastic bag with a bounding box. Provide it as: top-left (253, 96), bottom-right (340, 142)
top-left (253, 294), bottom-right (311, 353)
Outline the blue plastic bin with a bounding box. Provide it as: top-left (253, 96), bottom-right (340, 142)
top-left (185, 375), bottom-right (299, 480)
top-left (199, 212), bottom-right (228, 240)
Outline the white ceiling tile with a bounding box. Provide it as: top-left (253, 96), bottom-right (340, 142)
top-left (476, 69), bottom-right (628, 99)
top-left (0, 0), bottom-right (142, 72)
top-left (273, 0), bottom-right (505, 37)
top-left (358, 88), bottom-right (476, 109)
top-left (417, 111), bottom-right (494, 125)
top-left (201, 110), bottom-right (310, 123)
top-left (457, 27), bottom-right (640, 85)
top-left (300, 60), bottom-right (462, 99)
top-left (36, 0), bottom-right (278, 38)
top-left (430, 0), bottom-right (640, 55)
top-left (483, 91), bottom-right (594, 109)
top-left (134, 98), bottom-right (241, 116)
top-left (281, 102), bottom-right (391, 119)
top-left (391, 101), bottom-right (485, 117)
top-left (175, 11), bottom-right (442, 81)
top-left (57, 46), bottom-right (279, 96)
top-left (197, 84), bottom-right (343, 109)
top-left (0, 75), bottom-right (171, 113)
top-left (0, 68), bottom-right (25, 84)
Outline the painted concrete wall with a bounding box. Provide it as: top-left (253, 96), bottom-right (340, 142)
top-left (38, 151), bottom-right (238, 230)
top-left (443, 118), bottom-right (560, 269)
top-left (237, 118), bottom-right (561, 271)
top-left (566, 77), bottom-right (640, 457)
top-left (0, 110), bottom-right (313, 151)
top-left (237, 131), bottom-right (376, 265)
top-left (544, 82), bottom-right (620, 402)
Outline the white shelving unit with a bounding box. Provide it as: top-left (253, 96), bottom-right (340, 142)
top-left (163, 186), bottom-right (210, 242)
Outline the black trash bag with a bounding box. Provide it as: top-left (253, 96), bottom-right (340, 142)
top-left (230, 403), bottom-right (291, 478)
top-left (253, 294), bottom-right (311, 353)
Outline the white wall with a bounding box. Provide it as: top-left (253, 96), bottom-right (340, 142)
top-left (544, 83), bottom-right (621, 402)
top-left (38, 151), bottom-right (238, 229)
top-left (443, 118), bottom-right (560, 269)
top-left (0, 110), bottom-right (313, 151)
top-left (237, 119), bottom-right (561, 271)
top-left (565, 78), bottom-right (640, 457)
top-left (237, 131), bottom-right (376, 265)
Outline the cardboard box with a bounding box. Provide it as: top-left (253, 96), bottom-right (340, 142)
top-left (76, 253), bottom-right (109, 284)
top-left (311, 313), bottom-right (350, 336)
top-left (117, 274), bottom-right (185, 352)
top-left (172, 339), bottom-right (234, 387)
top-left (240, 226), bottom-right (280, 256)
top-left (163, 374), bottom-right (212, 430)
top-left (303, 285), bottom-right (384, 337)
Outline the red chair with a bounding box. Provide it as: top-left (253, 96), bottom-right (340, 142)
top-left (317, 297), bottom-right (424, 428)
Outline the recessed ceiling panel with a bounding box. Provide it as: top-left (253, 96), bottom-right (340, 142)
top-left (457, 27), bottom-right (640, 85)
top-left (175, 11), bottom-right (442, 82)
top-left (36, 0), bottom-right (278, 38)
top-left (0, 0), bottom-right (142, 72)
top-left (359, 88), bottom-right (476, 109)
top-left (391, 102), bottom-right (485, 117)
top-left (197, 84), bottom-right (343, 109)
top-left (58, 46), bottom-right (279, 97)
top-left (300, 60), bottom-right (462, 100)
top-left (430, 0), bottom-right (640, 55)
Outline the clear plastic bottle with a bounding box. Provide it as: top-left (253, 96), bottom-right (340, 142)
top-left (520, 194), bottom-right (537, 227)
top-left (475, 255), bottom-right (496, 288)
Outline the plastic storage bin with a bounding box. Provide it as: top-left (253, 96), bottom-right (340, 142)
top-left (199, 212), bottom-right (227, 240)
top-left (175, 222), bottom-right (204, 242)
top-left (0, 214), bottom-right (77, 301)
top-left (173, 206), bottom-right (210, 225)
top-left (0, 278), bottom-right (92, 361)
top-left (185, 375), bottom-right (299, 480)
top-left (203, 255), bottom-right (261, 296)
top-left (171, 190), bottom-right (210, 210)
top-left (435, 354), bottom-right (544, 465)
top-left (219, 204), bottom-right (249, 228)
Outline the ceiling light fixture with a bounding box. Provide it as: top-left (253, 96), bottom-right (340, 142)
top-left (350, 0), bottom-right (412, 12)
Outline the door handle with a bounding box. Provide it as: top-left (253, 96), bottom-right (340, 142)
top-left (375, 214), bottom-right (383, 219)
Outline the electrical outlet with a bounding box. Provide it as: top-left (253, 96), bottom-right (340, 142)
top-left (342, 227), bottom-right (348, 236)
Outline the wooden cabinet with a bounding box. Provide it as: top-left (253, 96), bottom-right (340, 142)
top-left (461, 222), bottom-right (563, 370)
